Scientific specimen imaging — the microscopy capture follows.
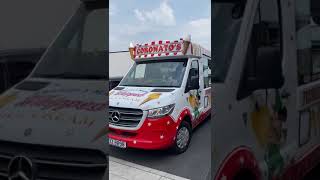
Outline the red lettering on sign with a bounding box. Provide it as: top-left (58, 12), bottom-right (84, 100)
top-left (153, 46), bottom-right (158, 52)
top-left (176, 43), bottom-right (182, 51)
top-left (143, 47), bottom-right (148, 53)
top-left (115, 91), bottom-right (147, 97)
top-left (149, 47), bottom-right (153, 53)
top-left (164, 44), bottom-right (168, 51)
top-left (14, 95), bottom-right (106, 112)
top-left (169, 44), bottom-right (174, 51)
top-left (159, 45), bottom-right (164, 52)
top-left (134, 41), bottom-right (183, 58)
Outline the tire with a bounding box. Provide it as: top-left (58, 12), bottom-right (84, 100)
top-left (171, 121), bottom-right (192, 154)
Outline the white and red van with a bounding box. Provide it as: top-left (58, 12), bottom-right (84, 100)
top-left (108, 36), bottom-right (211, 153)
top-left (0, 1), bottom-right (108, 179)
top-left (213, 0), bottom-right (320, 179)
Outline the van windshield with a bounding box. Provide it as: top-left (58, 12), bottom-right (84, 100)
top-left (212, 1), bottom-right (245, 82)
top-left (119, 59), bottom-right (187, 87)
top-left (32, 5), bottom-right (107, 80)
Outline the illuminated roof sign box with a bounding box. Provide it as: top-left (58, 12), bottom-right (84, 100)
top-left (129, 35), bottom-right (210, 60)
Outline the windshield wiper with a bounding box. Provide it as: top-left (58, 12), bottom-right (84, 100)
top-left (120, 84), bottom-right (178, 87)
top-left (34, 72), bottom-right (107, 80)
top-left (153, 85), bottom-right (179, 87)
top-left (119, 84), bottom-right (146, 87)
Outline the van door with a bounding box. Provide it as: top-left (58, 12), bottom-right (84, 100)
top-left (235, 0), bottom-right (297, 179)
top-left (185, 59), bottom-right (202, 126)
top-left (202, 57), bottom-right (211, 114)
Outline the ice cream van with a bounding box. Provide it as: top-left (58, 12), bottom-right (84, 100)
top-left (213, 0), bottom-right (320, 179)
top-left (0, 1), bottom-right (108, 179)
top-left (108, 35), bottom-right (211, 153)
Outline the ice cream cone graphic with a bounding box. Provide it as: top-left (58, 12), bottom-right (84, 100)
top-left (251, 105), bottom-right (271, 148)
top-left (129, 42), bottom-right (135, 59)
top-left (182, 35), bottom-right (191, 55)
top-left (140, 93), bottom-right (161, 106)
top-left (188, 95), bottom-right (199, 109)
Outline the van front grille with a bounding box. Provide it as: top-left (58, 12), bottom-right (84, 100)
top-left (109, 107), bottom-right (143, 127)
top-left (0, 140), bottom-right (107, 180)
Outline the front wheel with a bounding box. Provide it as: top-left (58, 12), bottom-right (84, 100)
top-left (171, 121), bottom-right (192, 154)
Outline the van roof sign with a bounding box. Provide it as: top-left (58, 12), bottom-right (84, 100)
top-left (129, 35), bottom-right (210, 60)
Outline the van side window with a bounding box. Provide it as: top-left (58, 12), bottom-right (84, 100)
top-left (296, 0), bottom-right (320, 84)
top-left (185, 60), bottom-right (200, 93)
top-left (237, 0), bottom-right (284, 100)
top-left (191, 60), bottom-right (199, 80)
top-left (191, 60), bottom-right (199, 70)
top-left (190, 60), bottom-right (199, 79)
top-left (203, 58), bottom-right (211, 88)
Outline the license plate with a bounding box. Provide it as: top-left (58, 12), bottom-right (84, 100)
top-left (109, 138), bottom-right (127, 148)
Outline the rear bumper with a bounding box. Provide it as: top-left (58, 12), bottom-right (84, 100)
top-left (108, 115), bottom-right (178, 150)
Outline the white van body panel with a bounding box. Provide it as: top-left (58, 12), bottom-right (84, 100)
top-left (0, 78), bottom-right (108, 152)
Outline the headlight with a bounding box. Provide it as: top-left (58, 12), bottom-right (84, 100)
top-left (147, 104), bottom-right (175, 119)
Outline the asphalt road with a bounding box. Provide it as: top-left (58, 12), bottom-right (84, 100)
top-left (109, 117), bottom-right (211, 180)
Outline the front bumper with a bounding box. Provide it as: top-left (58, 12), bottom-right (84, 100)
top-left (108, 115), bottom-right (178, 150)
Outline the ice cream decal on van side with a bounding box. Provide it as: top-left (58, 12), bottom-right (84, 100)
top-left (188, 90), bottom-right (200, 119)
top-left (14, 95), bottom-right (106, 111)
top-left (251, 89), bottom-right (287, 179)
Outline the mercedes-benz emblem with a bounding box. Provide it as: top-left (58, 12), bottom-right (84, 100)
top-left (8, 155), bottom-right (36, 180)
top-left (111, 111), bottom-right (121, 123)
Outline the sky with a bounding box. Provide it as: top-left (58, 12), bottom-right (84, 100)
top-left (109, 0), bottom-right (211, 52)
